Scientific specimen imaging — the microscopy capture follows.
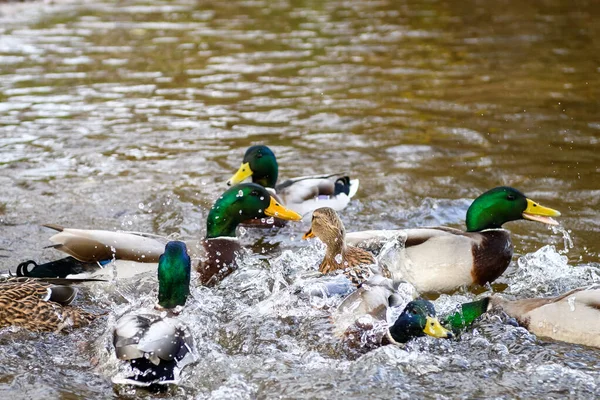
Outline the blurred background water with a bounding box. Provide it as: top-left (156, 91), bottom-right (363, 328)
top-left (0, 0), bottom-right (599, 398)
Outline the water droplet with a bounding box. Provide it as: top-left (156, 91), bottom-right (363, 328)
top-left (567, 296), bottom-right (576, 311)
top-left (335, 254), bottom-right (343, 264)
top-left (266, 217), bottom-right (274, 224)
top-left (237, 190), bottom-right (244, 198)
top-left (260, 196), bottom-right (264, 200)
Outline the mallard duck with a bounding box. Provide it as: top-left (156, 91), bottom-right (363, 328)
top-left (112, 241), bottom-right (195, 387)
top-left (334, 276), bottom-right (489, 346)
top-left (490, 286), bottom-right (600, 348)
top-left (0, 277), bottom-right (99, 332)
top-left (24, 183), bottom-right (302, 286)
top-left (227, 145), bottom-right (359, 217)
top-left (345, 187), bottom-right (561, 294)
top-left (302, 207), bottom-right (385, 285)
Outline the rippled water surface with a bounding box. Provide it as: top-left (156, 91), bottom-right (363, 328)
top-left (1, 0), bottom-right (599, 398)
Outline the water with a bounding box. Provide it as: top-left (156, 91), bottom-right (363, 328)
top-left (1, 0), bottom-right (600, 398)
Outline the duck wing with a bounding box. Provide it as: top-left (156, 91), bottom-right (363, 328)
top-left (113, 314), bottom-right (195, 386)
top-left (45, 225), bottom-right (168, 263)
top-left (346, 228), bottom-right (496, 293)
top-left (332, 275), bottom-right (398, 337)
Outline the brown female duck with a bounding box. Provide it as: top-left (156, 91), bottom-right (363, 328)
top-left (0, 277), bottom-right (98, 332)
top-left (302, 207), bottom-right (386, 285)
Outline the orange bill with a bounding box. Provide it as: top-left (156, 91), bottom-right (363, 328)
top-left (302, 228), bottom-right (315, 240)
top-left (264, 196), bottom-right (302, 221)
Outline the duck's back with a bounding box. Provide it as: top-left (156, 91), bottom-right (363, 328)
top-left (495, 288), bottom-right (600, 348)
top-left (0, 278), bottom-right (95, 331)
top-left (275, 174), bottom-right (357, 215)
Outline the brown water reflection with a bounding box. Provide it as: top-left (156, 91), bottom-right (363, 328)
top-left (0, 0), bottom-right (599, 398)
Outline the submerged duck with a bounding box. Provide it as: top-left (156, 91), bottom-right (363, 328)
top-left (0, 277), bottom-right (99, 332)
top-left (345, 187), bottom-right (561, 294)
top-left (113, 241), bottom-right (195, 387)
top-left (490, 286), bottom-right (600, 349)
top-left (333, 276), bottom-right (488, 346)
top-left (27, 183), bottom-right (302, 286)
top-left (227, 145), bottom-right (359, 217)
top-left (302, 207), bottom-right (385, 285)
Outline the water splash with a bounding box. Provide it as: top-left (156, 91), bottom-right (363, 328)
top-left (508, 245), bottom-right (600, 297)
top-left (551, 224), bottom-right (574, 254)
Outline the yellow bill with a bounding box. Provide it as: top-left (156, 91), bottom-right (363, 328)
top-left (423, 316), bottom-right (452, 338)
top-left (264, 196), bottom-right (302, 221)
top-left (227, 162), bottom-right (253, 186)
top-left (522, 198), bottom-right (561, 226)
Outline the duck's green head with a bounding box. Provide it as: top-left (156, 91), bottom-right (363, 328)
top-left (389, 299), bottom-right (453, 344)
top-left (227, 145), bottom-right (278, 188)
top-left (157, 241), bottom-right (191, 309)
top-left (465, 186), bottom-right (561, 232)
top-left (207, 183), bottom-right (302, 238)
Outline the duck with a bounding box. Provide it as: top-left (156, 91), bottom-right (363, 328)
top-left (0, 277), bottom-right (100, 332)
top-left (112, 241), bottom-right (196, 387)
top-left (302, 207), bottom-right (387, 285)
top-left (21, 183), bottom-right (302, 286)
top-left (226, 145), bottom-right (359, 217)
top-left (333, 276), bottom-right (489, 346)
top-left (345, 186), bottom-right (561, 294)
top-left (489, 286), bottom-right (600, 349)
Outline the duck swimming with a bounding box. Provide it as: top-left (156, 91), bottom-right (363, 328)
top-left (24, 183), bottom-right (302, 286)
top-left (490, 286), bottom-right (600, 349)
top-left (227, 145), bottom-right (359, 217)
top-left (112, 241), bottom-right (195, 387)
top-left (333, 276), bottom-right (488, 346)
top-left (302, 207), bottom-right (386, 285)
top-left (345, 187), bottom-right (561, 294)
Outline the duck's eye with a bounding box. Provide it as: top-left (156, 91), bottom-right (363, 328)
top-left (250, 190), bottom-right (260, 197)
top-left (507, 194), bottom-right (515, 200)
top-left (256, 152), bottom-right (263, 159)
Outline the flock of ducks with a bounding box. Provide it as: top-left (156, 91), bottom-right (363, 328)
top-left (2, 144), bottom-right (599, 389)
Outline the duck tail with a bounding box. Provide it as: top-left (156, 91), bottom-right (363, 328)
top-left (443, 297), bottom-right (490, 334)
top-left (334, 177), bottom-right (359, 198)
top-left (16, 257), bottom-right (93, 278)
top-left (120, 358), bottom-right (179, 387)
top-left (43, 224), bottom-right (64, 232)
